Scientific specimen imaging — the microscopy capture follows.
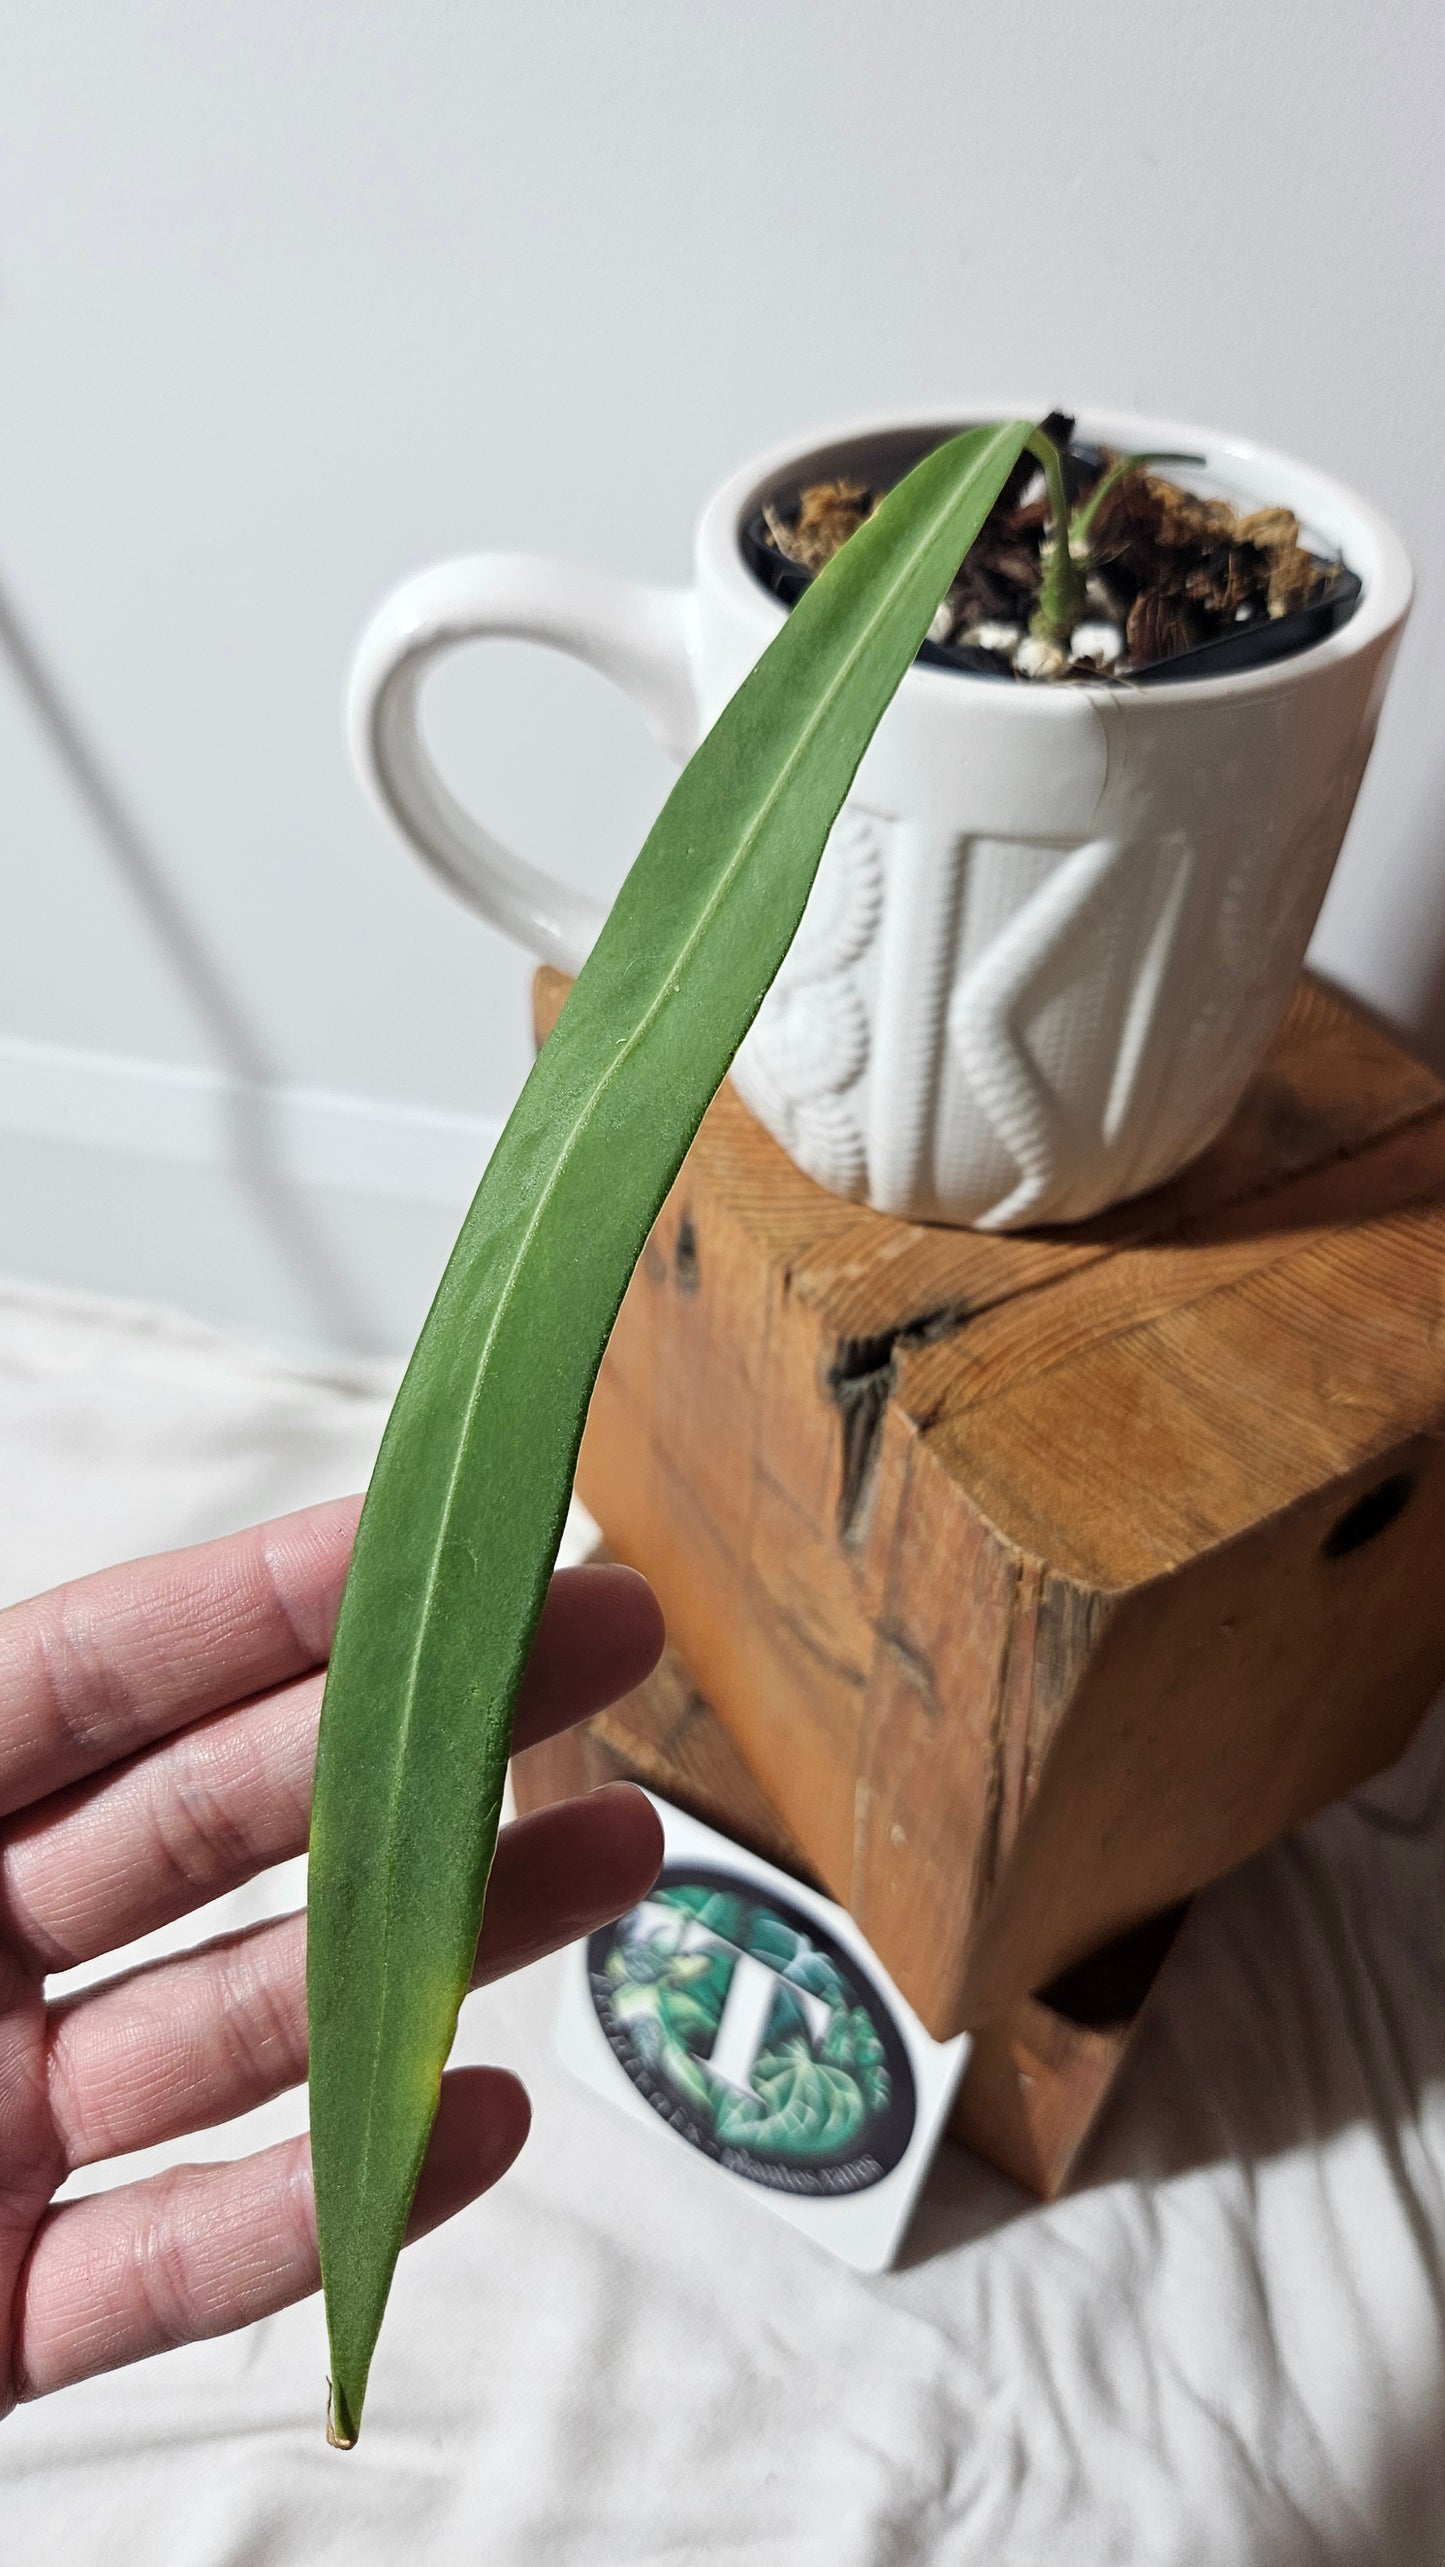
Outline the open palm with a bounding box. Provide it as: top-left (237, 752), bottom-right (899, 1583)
top-left (0, 1496), bottom-right (663, 2415)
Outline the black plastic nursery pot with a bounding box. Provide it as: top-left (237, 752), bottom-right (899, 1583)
top-left (740, 421), bottom-right (1363, 686)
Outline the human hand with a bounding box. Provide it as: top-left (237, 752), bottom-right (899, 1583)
top-left (0, 1496), bottom-right (665, 2414)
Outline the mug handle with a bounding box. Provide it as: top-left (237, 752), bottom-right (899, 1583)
top-left (347, 555), bottom-right (701, 972)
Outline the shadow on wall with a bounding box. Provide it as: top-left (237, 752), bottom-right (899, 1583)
top-left (0, 570), bottom-right (378, 1349)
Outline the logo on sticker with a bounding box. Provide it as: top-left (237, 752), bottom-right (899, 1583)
top-left (587, 1864), bottom-right (916, 2193)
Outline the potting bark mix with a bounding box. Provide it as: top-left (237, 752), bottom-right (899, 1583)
top-left (749, 413), bottom-right (1355, 684)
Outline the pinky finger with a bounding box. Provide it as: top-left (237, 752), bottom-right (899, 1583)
top-left (12, 2065), bottom-right (529, 2407)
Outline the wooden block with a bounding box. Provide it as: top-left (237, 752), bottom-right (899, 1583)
top-left (956, 1906), bottom-right (1188, 2198)
top-left (516, 1626), bottom-right (815, 1882)
top-left (510, 1638), bottom-right (1185, 2199)
top-left (538, 968), bottom-right (1445, 2037)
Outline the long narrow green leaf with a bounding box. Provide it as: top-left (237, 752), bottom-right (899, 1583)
top-left (307, 417), bottom-right (1033, 2444)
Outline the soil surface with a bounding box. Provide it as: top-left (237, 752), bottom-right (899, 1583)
top-left (747, 411), bottom-right (1357, 684)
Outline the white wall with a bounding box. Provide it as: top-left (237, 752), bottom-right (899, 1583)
top-left (3, 2), bottom-right (1443, 1351)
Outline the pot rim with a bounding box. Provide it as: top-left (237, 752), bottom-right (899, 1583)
top-left (698, 401), bottom-right (1413, 710)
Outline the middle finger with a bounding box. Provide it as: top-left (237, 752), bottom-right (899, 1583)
top-left (45, 1785), bottom-right (662, 2172)
top-left (2, 1561), bottom-right (663, 1973)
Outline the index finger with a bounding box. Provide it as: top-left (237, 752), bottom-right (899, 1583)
top-left (0, 1497), bottom-right (361, 1820)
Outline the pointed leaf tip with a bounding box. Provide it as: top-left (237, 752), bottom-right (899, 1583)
top-left (327, 2380), bottom-right (358, 2450)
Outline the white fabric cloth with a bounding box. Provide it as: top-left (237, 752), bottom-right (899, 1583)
top-left (1, 1278), bottom-right (1444, 2560)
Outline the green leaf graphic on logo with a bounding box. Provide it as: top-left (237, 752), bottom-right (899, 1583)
top-left (592, 1871), bottom-right (913, 2185)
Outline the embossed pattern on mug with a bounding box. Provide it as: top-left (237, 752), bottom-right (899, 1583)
top-left (733, 808), bottom-right (884, 1199)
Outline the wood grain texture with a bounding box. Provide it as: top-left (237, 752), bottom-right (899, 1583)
top-left (516, 1637), bottom-right (815, 1882)
top-left (538, 969), bottom-right (1445, 2036)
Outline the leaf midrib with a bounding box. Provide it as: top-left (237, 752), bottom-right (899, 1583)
top-left (338, 437), bottom-right (1002, 2260)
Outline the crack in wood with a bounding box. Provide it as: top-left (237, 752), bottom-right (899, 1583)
top-left (977, 1553), bottom-right (1033, 1918)
top-left (762, 1577), bottom-right (869, 1689)
top-left (877, 1618), bottom-right (948, 1723)
top-left (673, 1208), bottom-right (701, 1293)
top-left (826, 1299), bottom-right (973, 1543)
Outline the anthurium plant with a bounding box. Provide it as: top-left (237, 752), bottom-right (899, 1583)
top-left (1023, 432), bottom-right (1202, 666)
top-left (306, 416), bottom-right (1036, 2445)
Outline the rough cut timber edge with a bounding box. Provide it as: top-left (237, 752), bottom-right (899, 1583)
top-left (538, 969), bottom-right (1445, 2036)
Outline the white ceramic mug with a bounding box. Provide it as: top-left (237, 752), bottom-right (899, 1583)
top-left (349, 408), bottom-right (1412, 1228)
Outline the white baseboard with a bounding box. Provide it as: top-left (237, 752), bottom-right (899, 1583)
top-left (0, 1038), bottom-right (506, 1358)
top-left (0, 1034), bottom-right (501, 1208)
